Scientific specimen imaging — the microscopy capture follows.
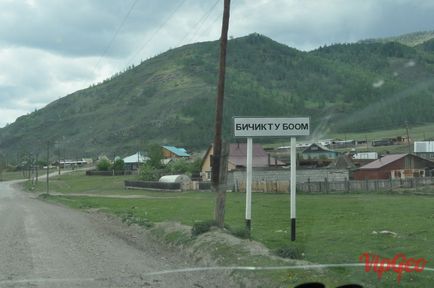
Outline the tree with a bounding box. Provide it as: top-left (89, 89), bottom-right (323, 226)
top-left (148, 144), bottom-right (163, 169)
top-left (112, 159), bottom-right (125, 172)
top-left (96, 159), bottom-right (111, 171)
top-left (139, 163), bottom-right (159, 181)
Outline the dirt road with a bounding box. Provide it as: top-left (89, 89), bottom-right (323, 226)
top-left (0, 181), bottom-right (234, 288)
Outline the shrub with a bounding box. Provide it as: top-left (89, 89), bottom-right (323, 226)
top-left (112, 159), bottom-right (125, 171)
top-left (121, 211), bottom-right (153, 228)
top-left (228, 227), bottom-right (251, 239)
top-left (191, 220), bottom-right (218, 236)
top-left (96, 158), bottom-right (111, 171)
top-left (275, 245), bottom-right (304, 259)
top-left (139, 163), bottom-right (160, 181)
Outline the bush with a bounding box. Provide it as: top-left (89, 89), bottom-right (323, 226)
top-left (121, 210), bottom-right (153, 228)
top-left (167, 159), bottom-right (190, 174)
top-left (275, 245), bottom-right (304, 259)
top-left (191, 220), bottom-right (218, 236)
top-left (139, 163), bottom-right (160, 181)
top-left (112, 159), bottom-right (125, 171)
top-left (166, 158), bottom-right (203, 176)
top-left (228, 227), bottom-right (251, 239)
top-left (96, 159), bottom-right (111, 171)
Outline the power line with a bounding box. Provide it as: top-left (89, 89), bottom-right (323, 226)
top-left (190, 4), bottom-right (222, 43)
top-left (128, 0), bottom-right (188, 65)
top-left (180, 0), bottom-right (220, 45)
top-left (96, 0), bottom-right (139, 69)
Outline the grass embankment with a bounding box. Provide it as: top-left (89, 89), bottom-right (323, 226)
top-left (24, 172), bottom-right (434, 287)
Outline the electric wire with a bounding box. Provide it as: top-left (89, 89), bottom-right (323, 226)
top-left (96, 0), bottom-right (139, 69)
top-left (127, 0), bottom-right (188, 65)
top-left (179, 0), bottom-right (220, 45)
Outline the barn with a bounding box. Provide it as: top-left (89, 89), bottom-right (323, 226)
top-left (352, 153), bottom-right (434, 180)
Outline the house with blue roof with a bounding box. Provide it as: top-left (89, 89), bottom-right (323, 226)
top-left (161, 145), bottom-right (191, 159)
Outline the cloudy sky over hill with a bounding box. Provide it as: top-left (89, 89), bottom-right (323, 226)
top-left (1, 0), bottom-right (434, 127)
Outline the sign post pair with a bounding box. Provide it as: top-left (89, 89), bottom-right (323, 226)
top-left (233, 117), bottom-right (310, 241)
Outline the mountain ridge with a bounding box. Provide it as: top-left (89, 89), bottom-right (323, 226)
top-left (1, 32), bottom-right (434, 160)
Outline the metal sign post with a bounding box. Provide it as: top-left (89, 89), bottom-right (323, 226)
top-left (290, 137), bottom-right (296, 241)
top-left (245, 137), bottom-right (253, 231)
top-left (233, 117), bottom-right (310, 240)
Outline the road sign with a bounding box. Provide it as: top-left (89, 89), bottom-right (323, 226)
top-left (233, 116), bottom-right (310, 241)
top-left (234, 117), bottom-right (310, 137)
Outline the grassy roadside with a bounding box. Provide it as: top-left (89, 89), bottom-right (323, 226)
top-left (0, 171), bottom-right (26, 181)
top-left (23, 173), bottom-right (434, 287)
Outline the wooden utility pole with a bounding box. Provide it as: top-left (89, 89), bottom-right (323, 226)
top-left (46, 141), bottom-right (50, 194)
top-left (212, 0), bottom-right (231, 228)
top-left (405, 121), bottom-right (411, 154)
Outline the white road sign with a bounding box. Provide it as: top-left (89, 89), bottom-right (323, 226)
top-left (233, 117), bottom-right (310, 137)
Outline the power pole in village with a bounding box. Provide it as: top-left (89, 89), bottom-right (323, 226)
top-left (212, 0), bottom-right (231, 228)
top-left (405, 121), bottom-right (411, 154)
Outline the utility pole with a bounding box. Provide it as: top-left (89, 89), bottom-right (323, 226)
top-left (58, 147), bottom-right (61, 175)
top-left (212, 0), bottom-right (231, 228)
top-left (46, 141), bottom-right (50, 194)
top-left (405, 121), bottom-right (411, 154)
top-left (35, 153), bottom-right (39, 182)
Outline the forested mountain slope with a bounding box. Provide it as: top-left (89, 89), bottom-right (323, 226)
top-left (1, 33), bottom-right (434, 158)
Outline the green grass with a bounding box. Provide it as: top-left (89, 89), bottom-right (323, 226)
top-left (24, 171), bottom-right (147, 195)
top-left (26, 173), bottom-right (434, 287)
top-left (264, 122), bottom-right (434, 151)
top-left (330, 122), bottom-right (434, 142)
top-left (0, 171), bottom-right (27, 181)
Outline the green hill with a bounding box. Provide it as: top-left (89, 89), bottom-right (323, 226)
top-left (1, 33), bottom-right (434, 160)
top-left (359, 31), bottom-right (434, 47)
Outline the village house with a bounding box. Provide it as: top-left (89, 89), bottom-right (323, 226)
top-left (299, 143), bottom-right (339, 168)
top-left (351, 152), bottom-right (379, 167)
top-left (200, 143), bottom-right (284, 181)
top-left (161, 145), bottom-right (191, 159)
top-left (123, 152), bottom-right (149, 170)
top-left (302, 143), bottom-right (339, 160)
top-left (352, 153), bottom-right (434, 180)
top-left (414, 141), bottom-right (434, 161)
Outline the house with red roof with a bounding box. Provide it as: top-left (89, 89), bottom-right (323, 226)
top-left (352, 153), bottom-right (434, 180)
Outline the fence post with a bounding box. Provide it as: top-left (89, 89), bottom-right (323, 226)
top-left (308, 177), bottom-right (311, 193)
top-left (389, 178), bottom-right (393, 193)
top-left (345, 178), bottom-right (349, 193)
top-left (325, 177), bottom-right (329, 194)
top-left (365, 178), bottom-right (369, 192)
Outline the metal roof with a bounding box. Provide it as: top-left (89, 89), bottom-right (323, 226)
top-left (228, 143), bottom-right (284, 167)
top-left (303, 143), bottom-right (336, 153)
top-left (414, 141), bottom-right (434, 152)
top-left (162, 146), bottom-right (190, 157)
top-left (358, 154), bottom-right (407, 169)
top-left (123, 152), bottom-right (149, 164)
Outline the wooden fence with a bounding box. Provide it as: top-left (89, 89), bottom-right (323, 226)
top-left (86, 170), bottom-right (133, 176)
top-left (232, 177), bottom-right (434, 194)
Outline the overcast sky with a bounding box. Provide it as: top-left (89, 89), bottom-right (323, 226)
top-left (1, 0), bottom-right (434, 127)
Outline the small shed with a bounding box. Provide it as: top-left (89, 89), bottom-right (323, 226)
top-left (159, 175), bottom-right (191, 183)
